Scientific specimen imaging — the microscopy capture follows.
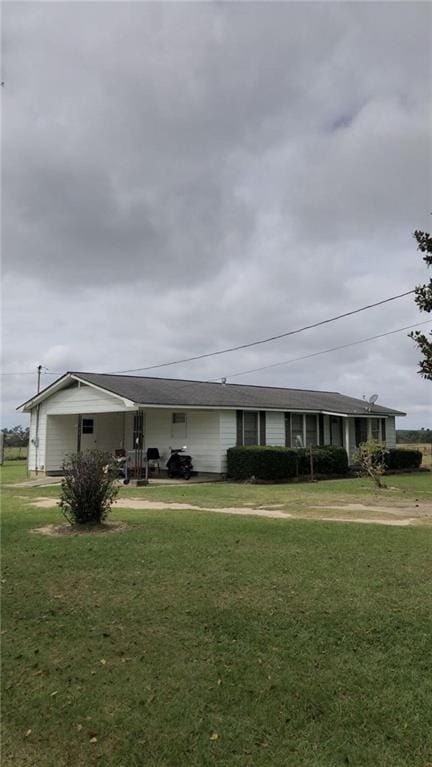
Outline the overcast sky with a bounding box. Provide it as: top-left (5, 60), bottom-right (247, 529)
top-left (2, 1), bottom-right (431, 429)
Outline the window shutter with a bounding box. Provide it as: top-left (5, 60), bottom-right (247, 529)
top-left (381, 418), bottom-right (386, 442)
top-left (318, 414), bottom-right (324, 445)
top-left (285, 413), bottom-right (291, 447)
top-left (259, 411), bottom-right (266, 445)
top-left (236, 410), bottom-right (243, 446)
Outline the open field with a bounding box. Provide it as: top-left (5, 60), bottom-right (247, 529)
top-left (2, 446), bottom-right (28, 461)
top-left (2, 462), bottom-right (432, 766)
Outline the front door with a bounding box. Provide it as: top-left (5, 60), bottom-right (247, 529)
top-left (80, 416), bottom-right (97, 452)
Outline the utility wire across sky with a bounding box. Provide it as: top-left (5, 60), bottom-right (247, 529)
top-left (0, 289), bottom-right (420, 379)
top-left (220, 320), bottom-right (432, 380)
top-left (112, 289), bottom-right (415, 374)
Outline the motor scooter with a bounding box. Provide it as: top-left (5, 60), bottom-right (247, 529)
top-left (166, 446), bottom-right (194, 480)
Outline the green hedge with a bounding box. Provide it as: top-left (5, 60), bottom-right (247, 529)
top-left (227, 445), bottom-right (348, 481)
top-left (385, 448), bottom-right (422, 471)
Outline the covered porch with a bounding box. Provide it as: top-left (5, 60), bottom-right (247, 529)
top-left (43, 407), bottom-right (222, 476)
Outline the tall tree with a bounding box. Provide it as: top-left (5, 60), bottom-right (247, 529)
top-left (409, 230), bottom-right (432, 380)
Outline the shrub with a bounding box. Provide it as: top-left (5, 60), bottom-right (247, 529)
top-left (59, 450), bottom-right (118, 526)
top-left (385, 448), bottom-right (423, 471)
top-left (226, 445), bottom-right (348, 481)
top-left (312, 446), bottom-right (349, 475)
top-left (353, 440), bottom-right (388, 488)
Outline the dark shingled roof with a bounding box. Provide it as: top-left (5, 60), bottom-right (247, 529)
top-left (70, 372), bottom-right (405, 416)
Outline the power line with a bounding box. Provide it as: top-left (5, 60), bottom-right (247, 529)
top-left (112, 290), bottom-right (415, 374)
top-left (0, 370), bottom-right (58, 377)
top-left (221, 320), bottom-right (432, 380)
top-left (0, 290), bottom-right (421, 380)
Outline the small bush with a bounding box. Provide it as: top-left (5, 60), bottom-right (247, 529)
top-left (227, 445), bottom-right (348, 481)
top-left (353, 440), bottom-right (388, 488)
top-left (59, 450), bottom-right (118, 526)
top-left (313, 445), bottom-right (348, 475)
top-left (385, 448), bottom-right (423, 471)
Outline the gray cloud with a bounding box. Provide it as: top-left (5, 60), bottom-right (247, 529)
top-left (2, 1), bottom-right (431, 427)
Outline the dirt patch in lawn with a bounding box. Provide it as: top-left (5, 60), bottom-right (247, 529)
top-left (32, 497), bottom-right (60, 508)
top-left (31, 521), bottom-right (129, 537)
top-left (311, 502), bottom-right (431, 514)
top-left (28, 497), bottom-right (432, 526)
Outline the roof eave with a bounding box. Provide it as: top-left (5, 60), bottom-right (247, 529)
top-left (17, 373), bottom-right (74, 412)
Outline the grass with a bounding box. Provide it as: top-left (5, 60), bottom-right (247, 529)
top-left (2, 465), bottom-right (432, 766)
top-left (0, 460), bottom-right (29, 484)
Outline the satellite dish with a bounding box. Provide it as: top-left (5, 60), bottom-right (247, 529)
top-left (368, 394), bottom-right (379, 405)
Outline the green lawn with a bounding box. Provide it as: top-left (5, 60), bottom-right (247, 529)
top-left (2, 465), bottom-right (432, 766)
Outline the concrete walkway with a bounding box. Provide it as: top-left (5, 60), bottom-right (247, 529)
top-left (5, 476), bottom-right (62, 489)
top-left (5, 474), bottom-right (220, 489)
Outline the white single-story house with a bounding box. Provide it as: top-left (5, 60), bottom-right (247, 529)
top-left (18, 372), bottom-right (406, 477)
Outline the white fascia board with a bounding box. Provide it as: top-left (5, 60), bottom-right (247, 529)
top-left (18, 374), bottom-right (72, 412)
top-left (18, 373), bottom-right (137, 412)
top-left (71, 375), bottom-right (136, 408)
top-left (135, 404), bottom-right (324, 414)
top-left (350, 413), bottom-right (389, 419)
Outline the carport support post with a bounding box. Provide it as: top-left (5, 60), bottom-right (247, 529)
top-left (344, 418), bottom-right (350, 465)
top-left (77, 415), bottom-right (82, 453)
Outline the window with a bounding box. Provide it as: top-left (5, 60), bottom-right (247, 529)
top-left (291, 414), bottom-right (304, 447)
top-left (285, 413), bottom-right (318, 448)
top-left (305, 414), bottom-right (318, 447)
top-left (172, 413), bottom-right (186, 424)
top-left (82, 418), bottom-right (94, 434)
top-left (371, 418), bottom-right (380, 441)
top-left (243, 412), bottom-right (258, 445)
top-left (132, 412), bottom-right (144, 449)
top-left (236, 411), bottom-right (265, 446)
top-left (355, 418), bottom-right (368, 447)
top-left (381, 418), bottom-right (386, 442)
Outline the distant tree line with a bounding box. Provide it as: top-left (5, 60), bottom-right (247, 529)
top-left (396, 428), bottom-right (432, 444)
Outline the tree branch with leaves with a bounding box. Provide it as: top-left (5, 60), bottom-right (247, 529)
top-left (409, 230), bottom-right (432, 380)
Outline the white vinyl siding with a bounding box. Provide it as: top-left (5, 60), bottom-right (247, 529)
top-left (45, 412), bottom-right (126, 471)
top-left (171, 412), bottom-right (187, 442)
top-left (45, 415), bottom-right (77, 470)
top-left (219, 411), bottom-right (237, 474)
top-left (128, 409), bottom-right (223, 474)
top-left (28, 402), bottom-right (48, 472)
top-left (46, 382), bottom-right (133, 415)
